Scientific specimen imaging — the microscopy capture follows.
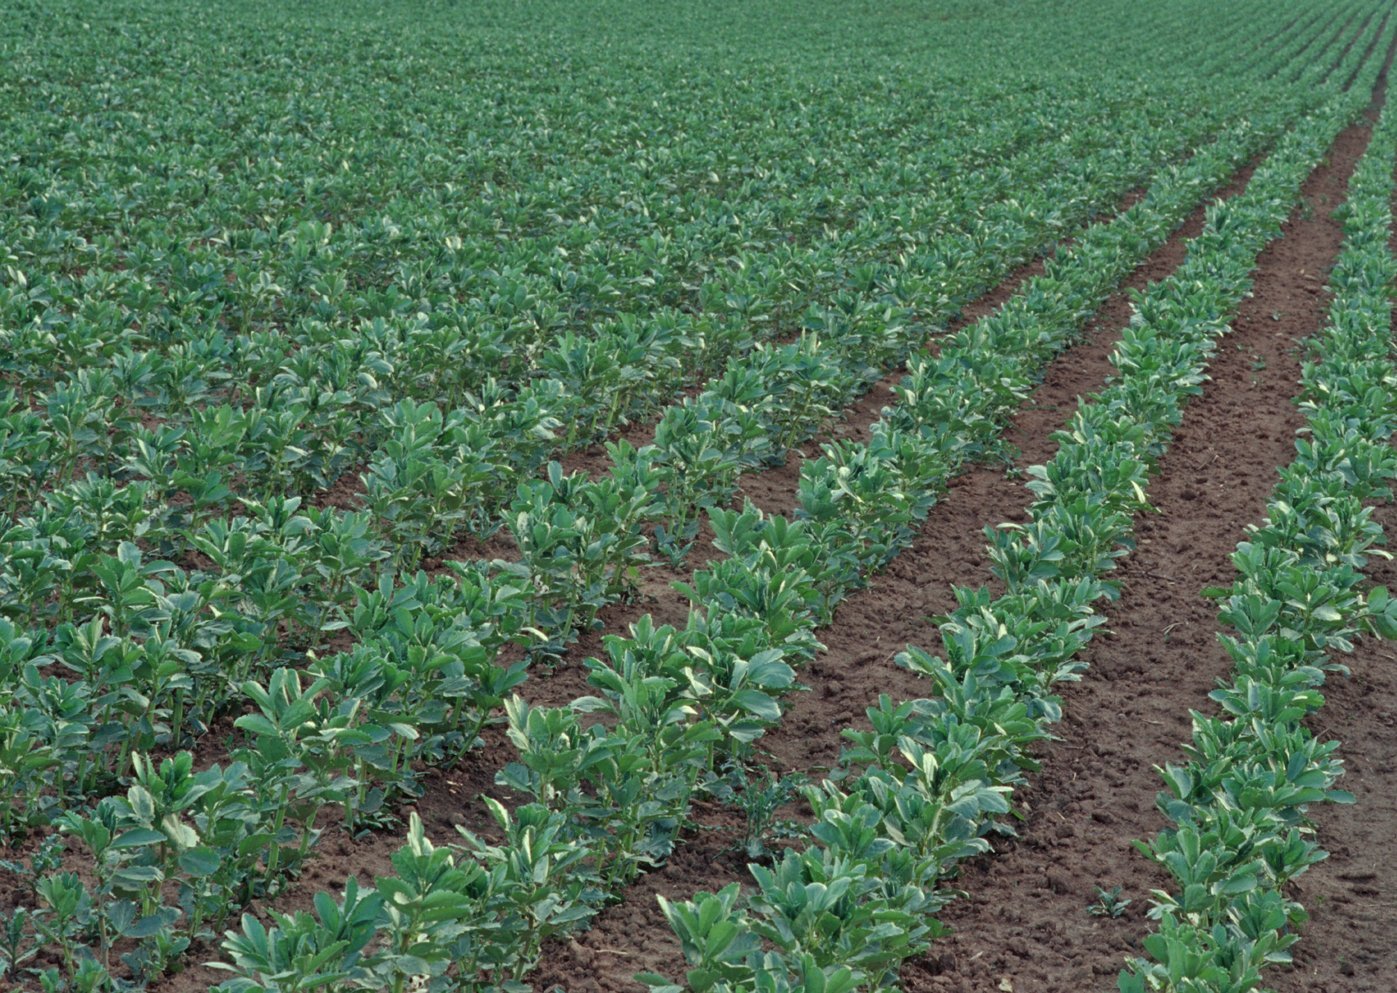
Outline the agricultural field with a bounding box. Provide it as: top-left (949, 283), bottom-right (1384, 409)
top-left (2, 0), bottom-right (1396, 990)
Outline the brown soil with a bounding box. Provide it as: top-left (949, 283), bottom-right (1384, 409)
top-left (902, 74), bottom-right (1381, 993)
top-left (1257, 173), bottom-right (1397, 993)
top-left (1262, 180), bottom-right (1397, 993)
top-left (735, 186), bottom-right (1147, 519)
top-left (144, 60), bottom-right (1395, 993)
top-left (526, 151), bottom-right (1260, 992)
top-left (132, 151), bottom-right (1161, 993)
top-left (1266, 501), bottom-right (1397, 992)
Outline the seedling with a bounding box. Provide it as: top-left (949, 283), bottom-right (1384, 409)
top-left (1088, 884), bottom-right (1131, 918)
top-left (709, 763), bottom-right (809, 861)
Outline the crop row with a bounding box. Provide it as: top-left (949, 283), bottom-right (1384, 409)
top-left (0, 8), bottom-right (1363, 870)
top-left (0, 90), bottom-right (1121, 504)
top-left (0, 65), bottom-right (1271, 544)
top-left (1119, 60), bottom-right (1397, 993)
top-left (0, 0), bottom-right (1358, 547)
top-left (0, 98), bottom-right (1212, 840)
top-left (3, 0), bottom-right (1246, 362)
top-left (0, 67), bottom-right (1265, 721)
top-left (0, 3), bottom-right (1386, 992)
top-left (0, 31), bottom-right (1290, 857)
top-left (185, 17), bottom-right (1397, 993)
top-left (0, 0), bottom-right (1362, 750)
top-left (636, 25), bottom-right (1396, 993)
top-left (0, 0), bottom-right (1319, 404)
top-left (1, 0), bottom-right (1294, 529)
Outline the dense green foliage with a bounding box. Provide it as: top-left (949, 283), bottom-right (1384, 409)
top-left (646, 15), bottom-right (1397, 990)
top-left (0, 0), bottom-right (1393, 990)
top-left (1122, 61), bottom-right (1397, 993)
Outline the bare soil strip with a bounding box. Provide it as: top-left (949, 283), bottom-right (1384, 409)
top-left (155, 41), bottom-right (1386, 993)
top-left (1262, 188), bottom-right (1397, 993)
top-left (733, 187), bottom-right (1149, 517)
top-left (1262, 499), bottom-right (1397, 993)
top-left (901, 72), bottom-right (1381, 993)
top-left (145, 160), bottom-right (1167, 993)
top-left (525, 158), bottom-right (1260, 992)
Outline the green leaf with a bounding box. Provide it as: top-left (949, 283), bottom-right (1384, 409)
top-left (111, 828), bottom-right (166, 850)
top-left (178, 847), bottom-right (222, 877)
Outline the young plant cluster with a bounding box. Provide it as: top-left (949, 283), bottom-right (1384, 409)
top-left (643, 25), bottom-right (1395, 989)
top-left (1120, 72), bottom-right (1397, 993)
top-left (194, 14), bottom-right (1397, 993)
top-left (0, 21), bottom-right (1248, 878)
top-left (0, 13), bottom-right (1234, 843)
top-left (0, 0), bottom-right (1386, 990)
